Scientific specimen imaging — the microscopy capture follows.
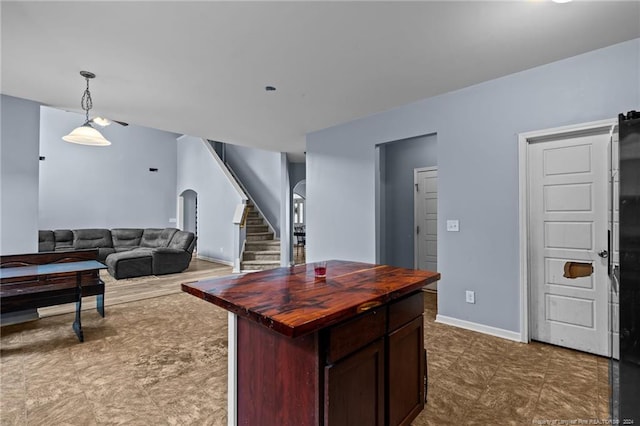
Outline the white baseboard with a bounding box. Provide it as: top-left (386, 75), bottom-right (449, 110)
top-left (435, 314), bottom-right (523, 342)
top-left (196, 255), bottom-right (234, 267)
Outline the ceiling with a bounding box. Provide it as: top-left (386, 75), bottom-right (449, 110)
top-left (2, 1), bottom-right (639, 161)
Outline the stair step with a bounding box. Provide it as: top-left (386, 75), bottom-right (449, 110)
top-left (247, 232), bottom-right (274, 241)
top-left (246, 224), bottom-right (269, 233)
top-left (243, 250), bottom-right (280, 261)
top-left (246, 218), bottom-right (264, 226)
top-left (245, 240), bottom-right (280, 251)
top-left (247, 211), bottom-right (260, 218)
top-left (241, 260), bottom-right (281, 271)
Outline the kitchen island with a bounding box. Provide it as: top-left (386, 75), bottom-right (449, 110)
top-left (182, 260), bottom-right (440, 426)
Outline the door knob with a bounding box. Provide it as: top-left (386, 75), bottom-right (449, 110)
top-left (598, 250), bottom-right (609, 259)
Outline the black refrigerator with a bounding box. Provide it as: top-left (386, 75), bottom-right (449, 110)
top-left (618, 110), bottom-right (640, 422)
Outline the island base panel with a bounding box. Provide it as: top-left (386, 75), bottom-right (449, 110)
top-left (236, 316), bottom-right (320, 426)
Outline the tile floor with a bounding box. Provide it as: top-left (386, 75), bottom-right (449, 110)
top-left (1, 288), bottom-right (610, 425)
top-left (411, 293), bottom-right (610, 425)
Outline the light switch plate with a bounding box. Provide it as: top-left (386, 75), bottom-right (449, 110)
top-left (466, 290), bottom-right (475, 304)
top-left (446, 220), bottom-right (460, 232)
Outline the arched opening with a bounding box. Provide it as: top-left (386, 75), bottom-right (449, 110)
top-left (179, 189), bottom-right (198, 253)
top-left (292, 180), bottom-right (306, 264)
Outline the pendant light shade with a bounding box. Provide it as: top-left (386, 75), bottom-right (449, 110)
top-left (63, 123), bottom-right (111, 146)
top-left (63, 70), bottom-right (111, 146)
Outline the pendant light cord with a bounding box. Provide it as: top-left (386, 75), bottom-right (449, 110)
top-left (81, 76), bottom-right (93, 123)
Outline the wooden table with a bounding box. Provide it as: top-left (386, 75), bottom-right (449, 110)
top-left (182, 260), bottom-right (440, 426)
top-left (0, 258), bottom-right (106, 342)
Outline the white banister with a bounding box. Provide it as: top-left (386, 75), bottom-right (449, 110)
top-left (232, 203), bottom-right (247, 273)
top-left (201, 139), bottom-right (248, 272)
top-left (201, 139), bottom-right (247, 202)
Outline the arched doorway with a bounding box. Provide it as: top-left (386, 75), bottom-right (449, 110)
top-left (292, 180), bottom-right (306, 264)
top-left (179, 189), bottom-right (198, 253)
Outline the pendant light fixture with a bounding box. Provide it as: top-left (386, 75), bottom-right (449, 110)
top-left (62, 71), bottom-right (111, 146)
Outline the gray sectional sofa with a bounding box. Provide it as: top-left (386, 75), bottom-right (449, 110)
top-left (38, 228), bottom-right (197, 280)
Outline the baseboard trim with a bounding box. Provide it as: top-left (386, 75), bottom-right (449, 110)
top-left (435, 314), bottom-right (523, 342)
top-left (196, 255), bottom-right (234, 267)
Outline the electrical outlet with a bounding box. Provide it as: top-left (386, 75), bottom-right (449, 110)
top-left (446, 220), bottom-right (460, 232)
top-left (465, 290), bottom-right (475, 304)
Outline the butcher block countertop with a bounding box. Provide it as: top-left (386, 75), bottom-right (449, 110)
top-left (181, 260), bottom-right (440, 338)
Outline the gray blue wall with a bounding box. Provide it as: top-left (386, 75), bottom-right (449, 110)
top-left (307, 39), bottom-right (640, 334)
top-left (177, 136), bottom-right (243, 264)
top-left (39, 106), bottom-right (178, 229)
top-left (381, 134), bottom-right (437, 268)
top-left (0, 95), bottom-right (41, 255)
top-left (225, 144), bottom-right (282, 236)
top-left (289, 162), bottom-right (306, 194)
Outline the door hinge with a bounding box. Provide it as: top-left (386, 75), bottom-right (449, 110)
top-left (415, 183), bottom-right (419, 192)
top-left (417, 225), bottom-right (420, 235)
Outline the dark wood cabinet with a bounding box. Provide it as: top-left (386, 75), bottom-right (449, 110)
top-left (388, 316), bottom-right (425, 426)
top-left (322, 292), bottom-right (425, 426)
top-left (324, 338), bottom-right (385, 426)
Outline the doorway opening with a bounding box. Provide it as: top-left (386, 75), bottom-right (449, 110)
top-left (179, 189), bottom-right (198, 254)
top-left (292, 180), bottom-right (306, 264)
top-left (375, 134), bottom-right (437, 271)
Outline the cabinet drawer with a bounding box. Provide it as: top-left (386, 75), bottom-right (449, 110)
top-left (389, 291), bottom-right (424, 332)
top-left (327, 308), bottom-right (386, 363)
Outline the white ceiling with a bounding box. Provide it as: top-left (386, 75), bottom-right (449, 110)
top-left (2, 1), bottom-right (639, 161)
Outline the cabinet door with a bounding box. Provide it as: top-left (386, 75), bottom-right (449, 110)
top-left (324, 338), bottom-right (384, 426)
top-left (388, 315), bottom-right (425, 426)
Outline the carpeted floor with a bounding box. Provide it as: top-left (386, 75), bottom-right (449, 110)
top-left (1, 266), bottom-right (610, 425)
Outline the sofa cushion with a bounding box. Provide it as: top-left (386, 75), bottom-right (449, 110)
top-left (131, 247), bottom-right (155, 255)
top-left (140, 228), bottom-right (177, 248)
top-left (168, 230), bottom-right (195, 251)
top-left (106, 250), bottom-right (152, 280)
top-left (38, 230), bottom-right (55, 252)
top-left (114, 246), bottom-right (138, 253)
top-left (54, 229), bottom-right (74, 251)
top-left (111, 228), bottom-right (144, 248)
top-left (73, 229), bottom-right (113, 249)
top-left (96, 247), bottom-right (116, 263)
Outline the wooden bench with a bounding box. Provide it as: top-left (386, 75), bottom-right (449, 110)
top-left (0, 250), bottom-right (106, 341)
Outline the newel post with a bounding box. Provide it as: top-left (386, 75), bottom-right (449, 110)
top-left (232, 202), bottom-right (248, 273)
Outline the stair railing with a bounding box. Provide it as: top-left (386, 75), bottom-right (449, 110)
top-left (224, 163), bottom-right (277, 238)
top-left (201, 139), bottom-right (248, 272)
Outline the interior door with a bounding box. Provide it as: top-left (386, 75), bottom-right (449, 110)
top-left (529, 131), bottom-right (610, 356)
top-left (415, 168), bottom-right (437, 281)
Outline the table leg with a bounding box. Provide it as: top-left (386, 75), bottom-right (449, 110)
top-left (96, 287), bottom-right (105, 318)
top-left (72, 271), bottom-right (84, 342)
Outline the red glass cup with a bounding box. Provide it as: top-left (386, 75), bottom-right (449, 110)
top-left (314, 261), bottom-right (327, 278)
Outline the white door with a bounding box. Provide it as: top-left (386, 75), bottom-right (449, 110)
top-left (415, 168), bottom-right (438, 289)
top-left (528, 131), bottom-right (610, 356)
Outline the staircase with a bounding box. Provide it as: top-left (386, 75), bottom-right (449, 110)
top-left (241, 202), bottom-right (281, 271)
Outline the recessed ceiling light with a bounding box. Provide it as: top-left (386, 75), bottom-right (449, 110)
top-left (265, 86), bottom-right (276, 92)
top-left (552, 0), bottom-right (572, 3)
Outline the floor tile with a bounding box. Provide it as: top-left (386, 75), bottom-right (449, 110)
top-left (1, 284), bottom-right (607, 426)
